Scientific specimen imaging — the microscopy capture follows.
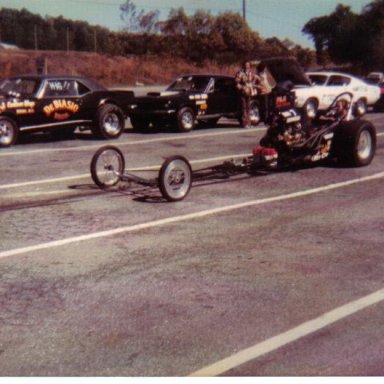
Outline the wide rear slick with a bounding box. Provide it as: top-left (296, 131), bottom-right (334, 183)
top-left (334, 120), bottom-right (376, 167)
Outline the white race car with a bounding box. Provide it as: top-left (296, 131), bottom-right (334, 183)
top-left (294, 71), bottom-right (380, 119)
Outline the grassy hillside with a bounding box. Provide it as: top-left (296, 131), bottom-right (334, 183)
top-left (0, 49), bottom-right (236, 87)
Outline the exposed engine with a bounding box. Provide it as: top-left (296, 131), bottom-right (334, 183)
top-left (258, 106), bottom-right (336, 167)
top-left (261, 108), bottom-right (307, 149)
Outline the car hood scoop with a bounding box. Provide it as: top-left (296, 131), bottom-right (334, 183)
top-left (146, 90), bottom-right (180, 97)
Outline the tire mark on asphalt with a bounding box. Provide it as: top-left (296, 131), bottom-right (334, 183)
top-left (0, 153), bottom-right (251, 191)
top-left (1, 132), bottom-right (383, 191)
top-left (1, 170), bottom-right (384, 259)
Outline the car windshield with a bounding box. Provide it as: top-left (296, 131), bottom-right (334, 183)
top-left (167, 76), bottom-right (211, 92)
top-left (308, 74), bottom-right (327, 86)
top-left (365, 76), bottom-right (381, 85)
top-left (0, 78), bottom-right (39, 97)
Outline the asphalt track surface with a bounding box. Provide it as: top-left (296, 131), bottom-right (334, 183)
top-left (1, 112), bottom-right (384, 379)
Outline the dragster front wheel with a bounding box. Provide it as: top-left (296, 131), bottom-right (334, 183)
top-left (159, 156), bottom-right (192, 201)
top-left (90, 145), bottom-right (125, 187)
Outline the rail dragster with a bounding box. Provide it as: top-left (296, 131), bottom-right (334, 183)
top-left (90, 92), bottom-right (376, 202)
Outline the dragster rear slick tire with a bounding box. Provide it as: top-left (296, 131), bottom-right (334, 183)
top-left (90, 145), bottom-right (125, 187)
top-left (334, 120), bottom-right (376, 167)
top-left (159, 155), bottom-right (192, 201)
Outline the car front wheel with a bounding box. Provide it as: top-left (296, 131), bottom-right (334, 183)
top-left (354, 98), bottom-right (367, 117)
top-left (250, 100), bottom-right (261, 126)
top-left (176, 107), bottom-right (195, 132)
top-left (303, 98), bottom-right (318, 119)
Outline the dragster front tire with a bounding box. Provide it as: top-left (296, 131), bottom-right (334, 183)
top-left (90, 145), bottom-right (125, 187)
top-left (159, 155), bottom-right (192, 201)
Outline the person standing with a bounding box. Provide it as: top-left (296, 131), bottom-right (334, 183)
top-left (235, 61), bottom-right (258, 129)
top-left (256, 62), bottom-right (275, 123)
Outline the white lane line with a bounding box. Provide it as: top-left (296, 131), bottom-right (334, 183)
top-left (0, 153), bottom-right (251, 190)
top-left (1, 170), bottom-right (384, 259)
top-left (0, 174), bottom-right (89, 190)
top-left (189, 287), bottom-right (384, 376)
top-left (0, 127), bottom-right (264, 157)
top-left (1, 131), bottom-right (383, 189)
top-left (0, 127), bottom-right (382, 158)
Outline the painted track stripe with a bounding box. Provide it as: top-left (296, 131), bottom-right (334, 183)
top-left (0, 127), bottom-right (265, 157)
top-left (1, 131), bottom-right (383, 189)
top-left (189, 287), bottom-right (384, 376)
top-left (0, 125), bottom-right (382, 158)
top-left (1, 170), bottom-right (384, 259)
top-left (0, 153), bottom-right (251, 190)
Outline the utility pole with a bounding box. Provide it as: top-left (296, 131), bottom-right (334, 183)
top-left (243, 0), bottom-right (246, 21)
top-left (34, 24), bottom-right (38, 50)
top-left (66, 27), bottom-right (70, 52)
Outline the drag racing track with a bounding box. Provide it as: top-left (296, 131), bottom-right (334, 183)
top-left (1, 113), bottom-right (384, 377)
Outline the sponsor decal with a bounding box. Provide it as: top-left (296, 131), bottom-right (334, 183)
top-left (43, 99), bottom-right (80, 120)
top-left (0, 99), bottom-right (36, 114)
top-left (275, 96), bottom-right (291, 108)
top-left (189, 94), bottom-right (208, 100)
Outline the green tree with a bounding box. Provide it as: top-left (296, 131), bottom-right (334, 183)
top-left (120, 0), bottom-right (160, 33)
top-left (184, 10), bottom-right (223, 63)
top-left (120, 0), bottom-right (142, 32)
top-left (213, 12), bottom-right (259, 63)
top-left (73, 22), bottom-right (92, 51)
top-left (139, 10), bottom-right (160, 33)
top-left (160, 7), bottom-right (189, 35)
top-left (303, 1), bottom-right (384, 70)
top-left (359, 0), bottom-right (384, 70)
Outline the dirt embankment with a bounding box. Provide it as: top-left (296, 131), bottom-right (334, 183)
top-left (0, 49), bottom-right (236, 87)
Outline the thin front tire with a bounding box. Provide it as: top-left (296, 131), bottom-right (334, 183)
top-left (159, 156), bottom-right (192, 201)
top-left (90, 145), bottom-right (125, 187)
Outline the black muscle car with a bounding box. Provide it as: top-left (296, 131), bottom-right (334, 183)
top-left (0, 74), bottom-right (134, 147)
top-left (128, 74), bottom-right (261, 132)
top-left (127, 63), bottom-right (305, 133)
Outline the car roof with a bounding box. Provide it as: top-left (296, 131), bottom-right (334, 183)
top-left (177, 74), bottom-right (234, 80)
top-left (6, 74), bottom-right (106, 91)
top-left (306, 71), bottom-right (352, 77)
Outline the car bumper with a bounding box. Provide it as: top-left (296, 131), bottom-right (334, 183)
top-left (374, 95), bottom-right (384, 109)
